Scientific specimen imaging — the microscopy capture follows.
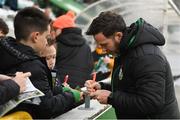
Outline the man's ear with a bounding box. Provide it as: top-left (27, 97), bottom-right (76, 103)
top-left (30, 32), bottom-right (39, 43)
top-left (114, 32), bottom-right (123, 43)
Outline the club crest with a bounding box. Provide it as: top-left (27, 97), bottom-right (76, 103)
top-left (119, 68), bottom-right (123, 80)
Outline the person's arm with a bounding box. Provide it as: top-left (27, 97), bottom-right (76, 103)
top-left (99, 81), bottom-right (111, 90)
top-left (0, 80), bottom-right (20, 105)
top-left (0, 72), bottom-right (31, 105)
top-left (0, 74), bottom-right (12, 80)
top-left (109, 55), bottom-right (166, 116)
top-left (22, 62), bottom-right (81, 118)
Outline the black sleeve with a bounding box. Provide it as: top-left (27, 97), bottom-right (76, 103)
top-left (99, 81), bottom-right (111, 91)
top-left (0, 80), bottom-right (20, 105)
top-left (21, 62), bottom-right (75, 118)
top-left (110, 55), bottom-right (166, 116)
top-left (53, 85), bottom-right (63, 95)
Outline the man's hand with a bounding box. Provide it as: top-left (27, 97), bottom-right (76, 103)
top-left (90, 90), bottom-right (111, 104)
top-left (84, 80), bottom-right (101, 93)
top-left (12, 72), bottom-right (31, 93)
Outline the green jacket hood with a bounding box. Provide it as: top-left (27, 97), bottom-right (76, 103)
top-left (119, 18), bottom-right (165, 55)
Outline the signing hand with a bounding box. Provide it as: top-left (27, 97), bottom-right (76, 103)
top-left (84, 80), bottom-right (101, 93)
top-left (90, 90), bottom-right (111, 104)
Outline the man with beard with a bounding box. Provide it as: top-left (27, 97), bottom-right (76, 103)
top-left (85, 11), bottom-right (180, 119)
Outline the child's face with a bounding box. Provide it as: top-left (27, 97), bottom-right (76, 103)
top-left (41, 45), bottom-right (56, 70)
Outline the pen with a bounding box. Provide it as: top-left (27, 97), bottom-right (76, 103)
top-left (92, 72), bottom-right (96, 82)
top-left (64, 75), bottom-right (69, 84)
top-left (90, 72), bottom-right (96, 92)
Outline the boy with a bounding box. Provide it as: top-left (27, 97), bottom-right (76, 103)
top-left (0, 7), bottom-right (83, 118)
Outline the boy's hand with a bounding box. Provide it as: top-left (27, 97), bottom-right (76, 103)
top-left (12, 72), bottom-right (31, 93)
top-left (84, 80), bottom-right (101, 94)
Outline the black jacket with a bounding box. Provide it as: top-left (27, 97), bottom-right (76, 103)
top-left (0, 80), bottom-right (20, 105)
top-left (101, 18), bottom-right (180, 119)
top-left (0, 37), bottom-right (76, 118)
top-left (55, 27), bottom-right (93, 88)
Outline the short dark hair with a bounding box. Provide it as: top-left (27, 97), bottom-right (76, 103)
top-left (0, 18), bottom-right (9, 35)
top-left (86, 11), bottom-right (126, 37)
top-left (14, 7), bottom-right (50, 41)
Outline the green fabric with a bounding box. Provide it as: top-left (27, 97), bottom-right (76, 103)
top-left (63, 87), bottom-right (81, 102)
top-left (75, 86), bottom-right (81, 91)
top-left (96, 107), bottom-right (116, 119)
top-left (94, 57), bottom-right (103, 71)
top-left (71, 89), bottom-right (81, 103)
top-left (128, 18), bottom-right (144, 47)
top-left (63, 86), bottom-right (71, 92)
top-left (50, 0), bottom-right (85, 14)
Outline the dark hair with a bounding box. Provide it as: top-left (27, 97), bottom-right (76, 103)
top-left (86, 11), bottom-right (126, 37)
top-left (14, 7), bottom-right (50, 41)
top-left (0, 18), bottom-right (9, 35)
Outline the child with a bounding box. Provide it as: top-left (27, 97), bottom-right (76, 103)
top-left (41, 45), bottom-right (60, 87)
top-left (41, 45), bottom-right (56, 70)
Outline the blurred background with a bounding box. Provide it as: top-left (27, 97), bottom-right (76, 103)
top-left (1, 0), bottom-right (180, 51)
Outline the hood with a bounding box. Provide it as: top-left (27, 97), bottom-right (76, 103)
top-left (0, 37), bottom-right (38, 71)
top-left (119, 18), bottom-right (165, 55)
top-left (56, 27), bottom-right (85, 47)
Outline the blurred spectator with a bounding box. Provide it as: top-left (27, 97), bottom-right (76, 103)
top-left (0, 18), bottom-right (9, 37)
top-left (49, 20), bottom-right (57, 45)
top-left (44, 7), bottom-right (56, 20)
top-left (92, 45), bottom-right (114, 81)
top-left (52, 10), bottom-right (94, 89)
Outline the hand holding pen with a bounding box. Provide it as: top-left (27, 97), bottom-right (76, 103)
top-left (84, 72), bottom-right (101, 93)
top-left (62, 75), bottom-right (84, 101)
top-left (91, 72), bottom-right (97, 92)
top-left (92, 72), bottom-right (96, 82)
top-left (63, 75), bottom-right (70, 87)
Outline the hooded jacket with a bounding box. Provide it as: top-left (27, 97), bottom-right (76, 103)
top-left (101, 18), bottom-right (180, 119)
top-left (0, 37), bottom-right (78, 118)
top-left (55, 27), bottom-right (93, 88)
